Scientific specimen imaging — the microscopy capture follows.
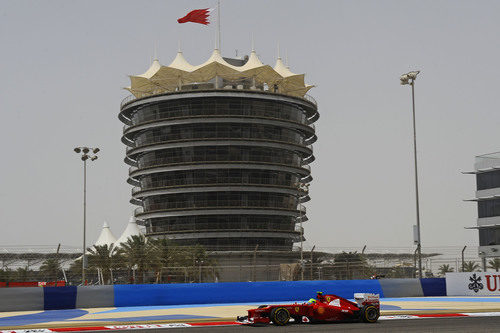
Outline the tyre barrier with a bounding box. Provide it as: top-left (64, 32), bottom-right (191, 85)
top-left (0, 278), bottom-right (446, 312)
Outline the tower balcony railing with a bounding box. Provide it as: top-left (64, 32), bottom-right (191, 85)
top-left (125, 139), bottom-right (313, 157)
top-left (132, 180), bottom-right (305, 193)
top-left (144, 201), bottom-right (302, 211)
top-left (123, 114), bottom-right (316, 139)
top-left (121, 89), bottom-right (317, 109)
top-left (302, 94), bottom-right (317, 106)
top-left (300, 164), bottom-right (311, 172)
top-left (128, 161), bottom-right (312, 179)
top-left (128, 133), bottom-right (308, 149)
top-left (136, 203), bottom-right (304, 215)
top-left (121, 94), bottom-right (136, 108)
top-left (134, 206), bottom-right (144, 216)
top-left (147, 224), bottom-right (303, 235)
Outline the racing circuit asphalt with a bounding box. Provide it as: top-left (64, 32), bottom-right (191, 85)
top-left (84, 316), bottom-right (500, 333)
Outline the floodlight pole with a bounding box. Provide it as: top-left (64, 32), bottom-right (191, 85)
top-left (74, 147), bottom-right (99, 286)
top-left (217, 0), bottom-right (221, 51)
top-left (410, 78), bottom-right (423, 279)
top-left (401, 71), bottom-right (422, 278)
top-left (83, 158), bottom-right (87, 285)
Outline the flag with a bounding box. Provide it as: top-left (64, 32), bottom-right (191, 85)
top-left (177, 8), bottom-right (213, 25)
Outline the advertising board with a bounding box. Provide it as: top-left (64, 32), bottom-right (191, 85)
top-left (446, 272), bottom-right (500, 296)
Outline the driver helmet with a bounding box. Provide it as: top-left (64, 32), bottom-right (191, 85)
top-left (307, 298), bottom-right (316, 304)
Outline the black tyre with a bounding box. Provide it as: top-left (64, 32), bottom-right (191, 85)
top-left (270, 307), bottom-right (291, 326)
top-left (361, 305), bottom-right (379, 323)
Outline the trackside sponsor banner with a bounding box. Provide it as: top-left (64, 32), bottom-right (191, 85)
top-left (446, 272), bottom-right (500, 296)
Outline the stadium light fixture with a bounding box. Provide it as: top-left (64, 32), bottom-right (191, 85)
top-left (400, 70), bottom-right (423, 278)
top-left (73, 146), bottom-right (99, 285)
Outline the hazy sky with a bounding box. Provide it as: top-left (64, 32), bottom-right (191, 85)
top-left (1, 0), bottom-right (498, 253)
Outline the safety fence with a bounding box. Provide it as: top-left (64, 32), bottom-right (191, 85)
top-left (0, 245), bottom-right (487, 286)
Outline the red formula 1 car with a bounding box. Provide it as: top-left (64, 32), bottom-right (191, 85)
top-left (237, 292), bottom-right (380, 326)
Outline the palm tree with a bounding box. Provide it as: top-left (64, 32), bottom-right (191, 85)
top-left (118, 235), bottom-right (155, 283)
top-left (461, 261), bottom-right (480, 272)
top-left (488, 258), bottom-right (500, 272)
top-left (183, 244), bottom-right (218, 283)
top-left (333, 251), bottom-right (369, 279)
top-left (0, 268), bottom-right (13, 282)
top-left (438, 264), bottom-right (454, 276)
top-left (87, 244), bottom-right (121, 284)
top-left (149, 238), bottom-right (184, 283)
top-left (67, 258), bottom-right (83, 283)
top-left (15, 267), bottom-right (35, 282)
top-left (39, 258), bottom-right (61, 281)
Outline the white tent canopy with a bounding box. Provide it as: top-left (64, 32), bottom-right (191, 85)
top-left (127, 48), bottom-right (314, 98)
top-left (115, 216), bottom-right (143, 246)
top-left (93, 221), bottom-right (117, 247)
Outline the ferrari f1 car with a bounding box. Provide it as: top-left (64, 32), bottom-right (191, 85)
top-left (237, 292), bottom-right (380, 326)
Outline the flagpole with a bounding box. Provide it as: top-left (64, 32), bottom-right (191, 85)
top-left (217, 0), bottom-right (221, 50)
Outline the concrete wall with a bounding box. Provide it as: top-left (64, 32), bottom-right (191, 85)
top-left (0, 278), bottom-right (446, 312)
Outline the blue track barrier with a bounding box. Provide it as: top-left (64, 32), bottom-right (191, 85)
top-left (0, 287), bottom-right (44, 312)
top-left (420, 278), bottom-right (446, 296)
top-left (43, 286), bottom-right (77, 310)
top-left (0, 278), bottom-right (447, 311)
top-left (114, 280), bottom-right (384, 307)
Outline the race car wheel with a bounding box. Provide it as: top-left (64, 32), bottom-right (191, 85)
top-left (270, 307), bottom-right (290, 326)
top-left (361, 305), bottom-right (379, 323)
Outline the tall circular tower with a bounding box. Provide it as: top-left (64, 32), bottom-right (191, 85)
top-left (119, 49), bottom-right (318, 255)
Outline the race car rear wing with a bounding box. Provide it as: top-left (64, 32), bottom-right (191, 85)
top-left (354, 293), bottom-right (380, 308)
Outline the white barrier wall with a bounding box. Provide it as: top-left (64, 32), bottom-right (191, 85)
top-left (446, 272), bottom-right (500, 296)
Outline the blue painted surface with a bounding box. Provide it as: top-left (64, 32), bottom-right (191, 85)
top-left (0, 297), bottom-right (481, 328)
top-left (420, 278), bottom-right (446, 296)
top-left (114, 280), bottom-right (384, 307)
top-left (44, 286), bottom-right (77, 310)
top-left (0, 309), bottom-right (87, 327)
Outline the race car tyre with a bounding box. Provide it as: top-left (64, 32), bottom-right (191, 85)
top-left (361, 305), bottom-right (379, 323)
top-left (270, 307), bottom-right (290, 326)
